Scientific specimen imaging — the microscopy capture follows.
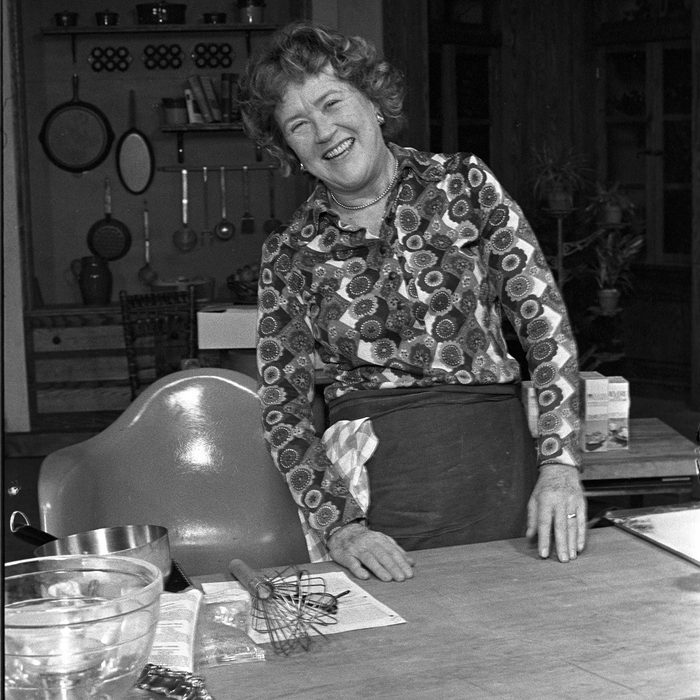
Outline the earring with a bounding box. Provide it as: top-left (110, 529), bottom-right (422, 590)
top-left (299, 162), bottom-right (305, 172)
top-left (376, 112), bottom-right (385, 126)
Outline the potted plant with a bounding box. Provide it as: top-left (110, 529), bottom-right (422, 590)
top-left (531, 144), bottom-right (589, 213)
top-left (585, 181), bottom-right (636, 225)
top-left (238, 0), bottom-right (265, 23)
top-left (590, 228), bottom-right (645, 314)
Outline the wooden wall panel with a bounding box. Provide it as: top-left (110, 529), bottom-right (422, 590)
top-left (382, 0), bottom-right (430, 150)
top-left (33, 326), bottom-right (125, 353)
top-left (34, 356), bottom-right (128, 383)
top-left (622, 266), bottom-right (692, 396)
top-left (495, 0), bottom-right (595, 199)
top-left (37, 387), bottom-right (132, 414)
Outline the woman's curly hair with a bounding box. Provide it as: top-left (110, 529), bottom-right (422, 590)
top-left (238, 21), bottom-right (405, 175)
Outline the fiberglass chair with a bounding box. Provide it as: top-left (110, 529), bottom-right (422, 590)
top-left (38, 368), bottom-right (309, 576)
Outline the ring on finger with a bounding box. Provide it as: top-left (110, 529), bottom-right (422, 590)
top-left (567, 513), bottom-right (577, 519)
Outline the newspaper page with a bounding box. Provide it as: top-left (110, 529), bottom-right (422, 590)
top-left (201, 570), bottom-right (405, 645)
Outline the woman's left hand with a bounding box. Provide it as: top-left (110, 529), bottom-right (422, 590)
top-left (526, 463), bottom-right (587, 562)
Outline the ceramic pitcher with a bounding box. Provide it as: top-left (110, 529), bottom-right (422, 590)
top-left (71, 256), bottom-right (112, 305)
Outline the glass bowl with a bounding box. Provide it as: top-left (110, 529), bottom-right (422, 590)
top-left (4, 554), bottom-right (163, 699)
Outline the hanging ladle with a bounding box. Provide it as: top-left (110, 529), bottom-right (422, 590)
top-left (240, 165), bottom-right (255, 235)
top-left (201, 166), bottom-right (213, 247)
top-left (138, 199), bottom-right (158, 285)
top-left (173, 168), bottom-right (198, 252)
top-left (214, 165), bottom-right (235, 240)
top-left (263, 165), bottom-right (283, 234)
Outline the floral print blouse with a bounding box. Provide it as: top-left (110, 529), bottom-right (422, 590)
top-left (257, 144), bottom-right (581, 543)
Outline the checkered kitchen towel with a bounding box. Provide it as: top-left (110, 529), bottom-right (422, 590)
top-left (299, 417), bottom-right (378, 562)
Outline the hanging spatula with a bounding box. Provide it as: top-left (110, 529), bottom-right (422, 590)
top-left (214, 166), bottom-right (235, 241)
top-left (172, 169), bottom-right (198, 252)
top-left (241, 165), bottom-right (255, 235)
top-left (138, 200), bottom-right (158, 285)
top-left (200, 166), bottom-right (213, 246)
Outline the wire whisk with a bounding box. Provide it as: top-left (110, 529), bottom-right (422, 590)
top-left (229, 558), bottom-right (340, 655)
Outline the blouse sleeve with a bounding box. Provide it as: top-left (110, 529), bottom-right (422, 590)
top-left (256, 230), bottom-right (365, 542)
top-left (471, 156), bottom-right (582, 470)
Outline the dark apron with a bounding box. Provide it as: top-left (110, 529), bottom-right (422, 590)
top-left (328, 384), bottom-right (536, 551)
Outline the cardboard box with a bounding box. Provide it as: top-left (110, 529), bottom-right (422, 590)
top-left (197, 304), bottom-right (257, 349)
top-left (521, 380), bottom-right (538, 438)
top-left (606, 376), bottom-right (630, 449)
top-left (580, 371), bottom-right (608, 452)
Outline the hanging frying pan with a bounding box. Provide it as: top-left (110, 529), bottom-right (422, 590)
top-left (87, 178), bottom-right (132, 260)
top-left (39, 74), bottom-right (114, 173)
top-left (116, 89), bottom-right (155, 195)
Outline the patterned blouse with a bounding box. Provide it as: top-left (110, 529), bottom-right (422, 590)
top-left (257, 144), bottom-right (581, 543)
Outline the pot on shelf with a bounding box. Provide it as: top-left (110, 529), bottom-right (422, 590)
top-left (95, 10), bottom-right (119, 26)
top-left (238, 0), bottom-right (265, 24)
top-left (54, 11), bottom-right (78, 27)
top-left (135, 2), bottom-right (186, 25)
top-left (203, 12), bottom-right (226, 24)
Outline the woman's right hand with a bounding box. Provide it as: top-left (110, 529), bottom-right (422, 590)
top-left (327, 521), bottom-right (415, 582)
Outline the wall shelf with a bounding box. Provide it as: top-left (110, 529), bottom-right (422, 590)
top-left (41, 23), bottom-right (278, 60)
top-left (41, 24), bottom-right (279, 35)
top-left (160, 124), bottom-right (244, 131)
top-left (160, 123), bottom-right (246, 162)
top-left (157, 163), bottom-right (276, 172)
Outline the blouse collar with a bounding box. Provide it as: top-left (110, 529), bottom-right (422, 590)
top-left (299, 143), bottom-right (446, 225)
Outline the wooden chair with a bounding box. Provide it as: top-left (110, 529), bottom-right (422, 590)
top-left (119, 288), bottom-right (199, 400)
top-left (37, 368), bottom-right (310, 575)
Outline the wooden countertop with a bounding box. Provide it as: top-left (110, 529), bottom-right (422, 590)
top-left (581, 417), bottom-right (698, 480)
top-left (141, 527), bottom-right (700, 699)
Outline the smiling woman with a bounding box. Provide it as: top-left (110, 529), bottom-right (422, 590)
top-left (239, 22), bottom-right (405, 176)
top-left (274, 67), bottom-right (395, 207)
top-left (237, 21), bottom-right (587, 585)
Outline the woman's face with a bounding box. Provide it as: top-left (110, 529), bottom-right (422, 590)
top-left (274, 66), bottom-right (389, 199)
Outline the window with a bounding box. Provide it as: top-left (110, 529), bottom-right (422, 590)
top-left (599, 39), bottom-right (691, 264)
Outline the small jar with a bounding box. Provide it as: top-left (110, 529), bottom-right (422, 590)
top-left (238, 0), bottom-right (265, 24)
top-left (95, 10), bottom-right (119, 26)
top-left (55, 11), bottom-right (78, 27)
top-left (161, 97), bottom-right (188, 125)
top-left (204, 12), bottom-right (226, 24)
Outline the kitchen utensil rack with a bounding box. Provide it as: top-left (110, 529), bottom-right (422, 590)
top-left (157, 164), bottom-right (277, 173)
top-left (159, 124), bottom-right (245, 162)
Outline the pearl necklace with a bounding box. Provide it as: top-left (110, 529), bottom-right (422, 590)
top-left (329, 158), bottom-right (399, 211)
